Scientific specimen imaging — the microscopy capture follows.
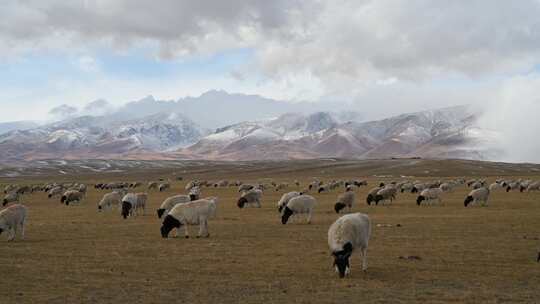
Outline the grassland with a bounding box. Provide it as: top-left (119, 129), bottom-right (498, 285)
top-left (0, 159), bottom-right (539, 303)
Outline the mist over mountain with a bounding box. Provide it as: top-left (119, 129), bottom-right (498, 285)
top-left (111, 90), bottom-right (359, 129)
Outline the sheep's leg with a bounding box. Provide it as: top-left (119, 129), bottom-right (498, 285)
top-left (20, 221), bottom-right (25, 240)
top-left (198, 220), bottom-right (209, 238)
top-left (306, 211), bottom-right (312, 224)
top-left (7, 227), bottom-right (15, 241)
top-left (361, 247), bottom-right (368, 271)
top-left (184, 225), bottom-right (190, 238)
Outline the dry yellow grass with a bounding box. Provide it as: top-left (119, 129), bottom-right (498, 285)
top-left (0, 159), bottom-right (539, 303)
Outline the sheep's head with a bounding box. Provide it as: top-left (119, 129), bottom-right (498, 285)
top-left (366, 194), bottom-right (374, 205)
top-left (160, 215), bottom-right (181, 238)
top-left (416, 195), bottom-right (425, 206)
top-left (98, 205), bottom-right (102, 211)
top-left (281, 207), bottom-right (294, 224)
top-left (379, 182), bottom-right (385, 187)
top-left (237, 197), bottom-right (248, 208)
top-left (411, 187), bottom-right (418, 193)
top-left (334, 202), bottom-right (346, 213)
top-left (156, 208), bottom-right (166, 218)
top-left (318, 187), bottom-right (324, 193)
top-left (464, 195), bottom-right (473, 207)
top-left (121, 201), bottom-right (132, 219)
top-left (278, 205), bottom-right (284, 213)
top-left (332, 242), bottom-right (353, 278)
top-left (61, 195), bottom-right (67, 203)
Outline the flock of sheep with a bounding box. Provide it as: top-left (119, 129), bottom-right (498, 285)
top-left (1, 176), bottom-right (539, 278)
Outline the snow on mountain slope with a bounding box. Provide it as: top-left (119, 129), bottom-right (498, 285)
top-left (0, 111), bottom-right (207, 161)
top-left (182, 106), bottom-right (497, 160)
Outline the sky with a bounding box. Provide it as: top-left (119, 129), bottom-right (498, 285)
top-left (1, 1), bottom-right (540, 162)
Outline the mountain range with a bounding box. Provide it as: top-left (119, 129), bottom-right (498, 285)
top-left (0, 91), bottom-right (500, 163)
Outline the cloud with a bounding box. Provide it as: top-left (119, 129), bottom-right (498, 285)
top-left (2, 1), bottom-right (540, 161)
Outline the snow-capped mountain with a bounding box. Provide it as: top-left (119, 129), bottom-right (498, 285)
top-left (181, 106), bottom-right (500, 160)
top-left (0, 94), bottom-right (501, 163)
top-left (0, 111), bottom-right (207, 161)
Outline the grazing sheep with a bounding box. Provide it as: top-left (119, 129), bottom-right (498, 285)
top-left (0, 204), bottom-right (27, 241)
top-left (4, 185), bottom-right (17, 194)
top-left (237, 189), bottom-right (263, 208)
top-left (3, 192), bottom-right (20, 206)
top-left (97, 192), bottom-right (123, 211)
top-left (526, 181), bottom-right (540, 192)
top-left (277, 191), bottom-right (301, 212)
top-left (61, 190), bottom-right (84, 205)
top-left (506, 181), bottom-right (521, 192)
top-left (185, 180), bottom-right (199, 191)
top-left (328, 213), bottom-right (371, 277)
top-left (411, 183), bottom-right (427, 193)
top-left (373, 187), bottom-right (397, 205)
top-left (416, 188), bottom-right (443, 206)
top-left (464, 187), bottom-right (490, 207)
top-left (158, 183), bottom-right (171, 192)
top-left (334, 188), bottom-right (355, 213)
top-left (121, 193), bottom-right (148, 219)
top-left (48, 186), bottom-right (64, 199)
top-left (439, 183), bottom-right (453, 192)
top-left (160, 197), bottom-right (218, 238)
top-left (400, 182), bottom-right (414, 193)
top-left (489, 182), bottom-right (503, 192)
top-left (366, 187), bottom-right (383, 205)
top-left (318, 184), bottom-right (329, 193)
top-left (238, 184), bottom-right (254, 193)
top-left (156, 195), bottom-right (192, 219)
top-left (281, 195), bottom-right (316, 224)
top-left (188, 186), bottom-right (201, 201)
top-left (275, 183), bottom-right (288, 192)
top-left (148, 182), bottom-right (159, 190)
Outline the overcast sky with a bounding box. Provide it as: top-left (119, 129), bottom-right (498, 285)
top-left (1, 0), bottom-right (540, 131)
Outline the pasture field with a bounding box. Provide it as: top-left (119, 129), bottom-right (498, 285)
top-left (0, 159), bottom-right (539, 303)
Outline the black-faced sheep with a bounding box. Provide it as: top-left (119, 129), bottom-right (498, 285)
top-left (160, 197), bottom-right (218, 238)
top-left (281, 195), bottom-right (316, 224)
top-left (464, 187), bottom-right (490, 207)
top-left (328, 213), bottom-right (371, 278)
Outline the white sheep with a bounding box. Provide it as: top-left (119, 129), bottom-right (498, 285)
top-left (158, 182), bottom-right (171, 192)
top-left (328, 213), bottom-right (371, 277)
top-left (373, 187), bottom-right (397, 205)
top-left (464, 187), bottom-right (490, 207)
top-left (3, 192), bottom-right (20, 206)
top-left (238, 184), bottom-right (254, 193)
top-left (281, 194), bottom-right (316, 224)
top-left (160, 197), bottom-right (218, 238)
top-left (148, 181), bottom-right (159, 190)
top-left (61, 190), bottom-right (84, 205)
top-left (489, 182), bottom-right (503, 192)
top-left (526, 181), bottom-right (540, 192)
top-left (334, 188), bottom-right (355, 213)
top-left (48, 186), bottom-right (64, 199)
top-left (366, 186), bottom-right (383, 205)
top-left (277, 191), bottom-right (301, 212)
top-left (97, 191), bottom-right (123, 211)
top-left (121, 193), bottom-right (148, 219)
top-left (416, 188), bottom-right (443, 206)
top-left (237, 189), bottom-right (263, 208)
top-left (439, 182), bottom-right (453, 192)
top-left (0, 204), bottom-right (27, 241)
top-left (156, 194), bottom-right (192, 218)
top-left (188, 186), bottom-right (201, 201)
